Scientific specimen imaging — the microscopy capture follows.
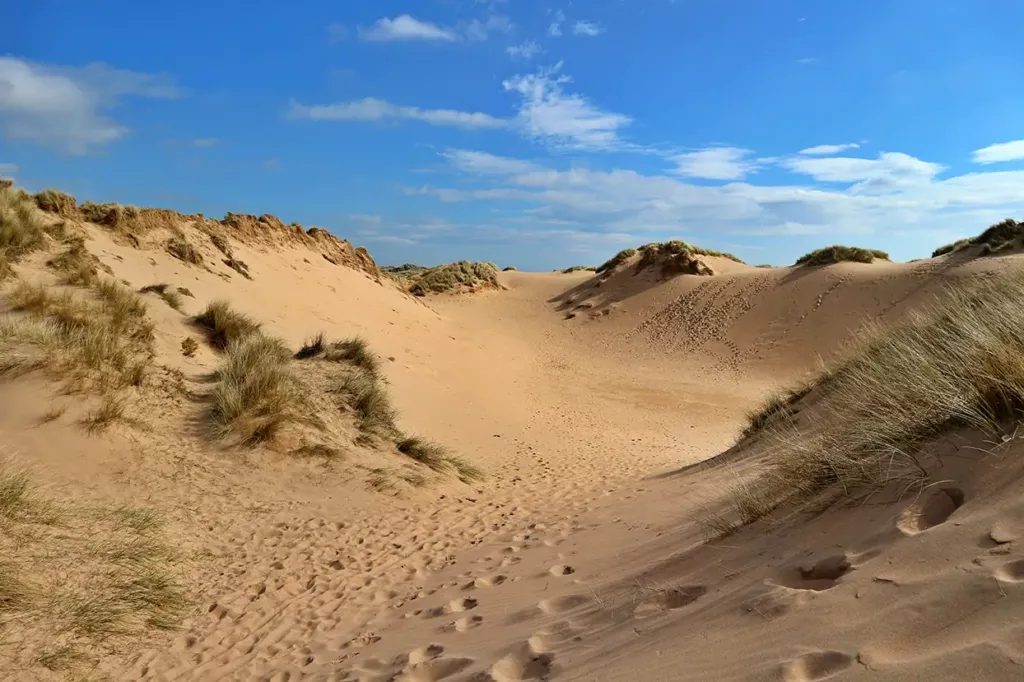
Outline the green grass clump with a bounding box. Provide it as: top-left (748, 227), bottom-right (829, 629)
top-left (794, 245), bottom-right (889, 267)
top-left (192, 300), bottom-right (261, 350)
top-left (502, 266), bottom-right (518, 272)
top-left (730, 269), bottom-right (1024, 527)
top-left (406, 261), bottom-right (500, 296)
top-left (596, 248), bottom-right (637, 274)
top-left (932, 218), bottom-right (1024, 258)
top-left (561, 265), bottom-right (597, 274)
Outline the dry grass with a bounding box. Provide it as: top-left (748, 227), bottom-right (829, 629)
top-left (633, 241), bottom-right (723, 277)
top-left (80, 201), bottom-right (139, 229)
top-left (0, 459), bottom-right (187, 677)
top-left (180, 337), bottom-right (199, 357)
top-left (733, 269), bottom-right (1024, 525)
top-left (139, 283), bottom-right (184, 311)
top-left (80, 395), bottom-right (127, 433)
top-left (406, 261), bottom-right (500, 296)
top-left (167, 235), bottom-right (203, 265)
top-left (561, 265), bottom-right (597, 274)
top-left (192, 300), bottom-right (261, 350)
top-left (740, 384), bottom-right (813, 440)
top-left (0, 185), bottom-right (47, 280)
top-left (1, 280), bottom-right (154, 394)
top-left (795, 245), bottom-right (890, 266)
top-left (209, 333), bottom-right (304, 444)
top-left (502, 266), bottom-right (518, 272)
top-left (340, 370), bottom-right (397, 436)
top-left (47, 238), bottom-right (106, 286)
top-left (34, 189), bottom-right (78, 218)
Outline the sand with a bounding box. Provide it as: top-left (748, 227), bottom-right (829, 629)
top-left (3, 218), bottom-right (1024, 681)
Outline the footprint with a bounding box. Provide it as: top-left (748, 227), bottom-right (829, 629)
top-left (490, 642), bottom-right (555, 681)
top-left (538, 594), bottom-right (591, 615)
top-left (781, 650), bottom-right (853, 681)
top-left (995, 559), bottom-right (1024, 583)
top-left (634, 585), bottom-right (707, 619)
top-left (897, 487), bottom-right (965, 535)
top-left (475, 575), bottom-right (508, 588)
top-left (548, 565), bottom-right (575, 577)
top-left (449, 597), bottom-right (478, 613)
top-left (398, 656), bottom-right (474, 682)
top-left (775, 555), bottom-right (852, 592)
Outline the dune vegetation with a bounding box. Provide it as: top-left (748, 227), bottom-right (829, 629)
top-left (794, 245), bottom-right (890, 266)
top-left (723, 268), bottom-right (1024, 532)
top-left (932, 218), bottom-right (1023, 257)
top-left (387, 260), bottom-right (501, 296)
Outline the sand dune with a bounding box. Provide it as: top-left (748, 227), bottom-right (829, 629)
top-left (3, 187), bottom-right (1024, 680)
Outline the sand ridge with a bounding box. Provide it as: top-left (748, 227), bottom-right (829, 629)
top-left (3, 205), bottom-right (1024, 680)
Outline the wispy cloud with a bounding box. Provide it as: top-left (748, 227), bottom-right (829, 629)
top-left (327, 23), bottom-right (349, 43)
top-left (444, 149), bottom-right (540, 175)
top-left (972, 139), bottom-right (1024, 164)
top-left (0, 162), bottom-right (17, 175)
top-left (781, 151), bottom-right (945, 192)
top-left (799, 143), bottom-right (861, 155)
top-left (287, 97), bottom-right (508, 129)
top-left (548, 10), bottom-right (565, 36)
top-left (360, 15), bottom-right (458, 42)
top-left (463, 15), bottom-right (513, 41)
top-left (796, 57), bottom-right (818, 64)
top-left (190, 137), bottom-right (220, 148)
top-left (502, 63), bottom-right (632, 151)
top-left (507, 40), bottom-right (542, 60)
top-left (0, 57), bottom-right (184, 154)
top-left (573, 21), bottom-right (604, 36)
top-left (672, 147), bottom-right (758, 181)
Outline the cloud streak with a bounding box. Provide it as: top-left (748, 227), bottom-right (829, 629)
top-left (287, 97), bottom-right (508, 129)
top-left (972, 139), bottom-right (1024, 164)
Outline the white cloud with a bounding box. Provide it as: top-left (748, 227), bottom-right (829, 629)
top-left (796, 57), bottom-right (818, 64)
top-left (672, 147), bottom-right (758, 181)
top-left (444, 149), bottom-right (540, 175)
top-left (0, 57), bottom-right (183, 154)
top-left (548, 10), bottom-right (565, 36)
top-left (347, 213), bottom-right (383, 224)
top-left (287, 97), bottom-right (507, 129)
top-left (798, 143), bottom-right (861, 155)
top-left (0, 162), bottom-right (17, 174)
top-left (327, 23), bottom-right (349, 43)
top-left (972, 139), bottom-right (1024, 164)
top-left (191, 137), bottom-right (219, 148)
top-left (781, 152), bottom-right (945, 192)
top-left (507, 40), bottom-right (542, 60)
top-left (573, 21), bottom-right (604, 36)
top-left (463, 15), bottom-right (513, 41)
top-left (359, 13), bottom-right (511, 42)
top-left (418, 147), bottom-right (1024, 253)
top-left (360, 15), bottom-right (458, 42)
top-left (502, 63), bottom-right (632, 150)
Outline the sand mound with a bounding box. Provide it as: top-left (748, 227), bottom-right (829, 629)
top-left (8, 180), bottom-right (1024, 681)
top-left (385, 260), bottom-right (504, 296)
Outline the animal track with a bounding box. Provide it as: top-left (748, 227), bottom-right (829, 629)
top-left (897, 486), bottom-right (965, 534)
top-left (776, 555), bottom-right (852, 592)
top-left (634, 585), bottom-right (707, 618)
top-left (781, 650), bottom-right (853, 681)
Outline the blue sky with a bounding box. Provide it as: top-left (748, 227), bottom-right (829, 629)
top-left (2, 0), bottom-right (1024, 270)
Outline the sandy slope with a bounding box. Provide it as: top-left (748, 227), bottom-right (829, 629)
top-left (4, 219), bottom-right (1024, 681)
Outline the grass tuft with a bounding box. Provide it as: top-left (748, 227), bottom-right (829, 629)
top-left (0, 184), bottom-right (46, 278)
top-left (795, 245), bottom-right (890, 267)
top-left (561, 265), bottom-right (597, 274)
top-left (167, 235), bottom-right (203, 265)
top-left (139, 283), bottom-right (184, 311)
top-left (295, 332), bottom-right (326, 360)
top-left (733, 269), bottom-right (1024, 527)
top-left (400, 261), bottom-right (500, 296)
top-left (209, 334), bottom-right (303, 444)
top-left (192, 300), bottom-right (262, 350)
top-left (325, 336), bottom-right (381, 375)
top-left (47, 239), bottom-right (102, 286)
top-left (34, 189), bottom-right (78, 218)
top-left (596, 248), bottom-right (638, 274)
